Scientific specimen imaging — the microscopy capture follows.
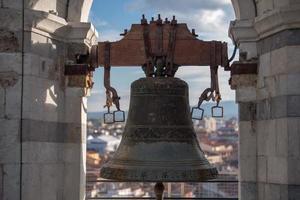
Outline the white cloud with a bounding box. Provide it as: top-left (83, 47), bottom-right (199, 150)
top-left (125, 0), bottom-right (235, 43)
top-left (126, 0), bottom-right (232, 13)
top-left (89, 11), bottom-right (109, 27)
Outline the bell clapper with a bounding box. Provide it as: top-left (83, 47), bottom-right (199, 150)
top-left (154, 182), bottom-right (165, 200)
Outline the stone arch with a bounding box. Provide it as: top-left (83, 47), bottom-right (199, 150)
top-left (67, 0), bottom-right (93, 22)
top-left (231, 0), bottom-right (256, 20)
top-left (26, 0), bottom-right (93, 22)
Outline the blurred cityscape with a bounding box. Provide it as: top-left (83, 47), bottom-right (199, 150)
top-left (86, 116), bottom-right (239, 199)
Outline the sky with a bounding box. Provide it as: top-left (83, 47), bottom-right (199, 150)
top-left (87, 0), bottom-right (237, 113)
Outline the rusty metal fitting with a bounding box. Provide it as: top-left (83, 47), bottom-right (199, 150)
top-left (141, 14), bottom-right (148, 25)
top-left (120, 29), bottom-right (128, 36)
top-left (192, 29), bottom-right (198, 37)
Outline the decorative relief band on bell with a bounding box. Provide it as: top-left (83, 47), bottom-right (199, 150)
top-left (100, 166), bottom-right (218, 182)
top-left (106, 159), bottom-right (211, 166)
top-left (122, 127), bottom-right (198, 141)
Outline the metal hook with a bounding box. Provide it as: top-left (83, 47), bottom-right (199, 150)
top-left (103, 42), bottom-right (125, 124)
top-left (191, 88), bottom-right (214, 120)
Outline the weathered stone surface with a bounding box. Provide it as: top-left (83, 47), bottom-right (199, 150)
top-left (257, 156), bottom-right (267, 182)
top-left (0, 53), bottom-right (22, 74)
top-left (288, 158), bottom-right (300, 185)
top-left (275, 118), bottom-right (288, 156)
top-left (256, 87), bottom-right (269, 101)
top-left (64, 87), bottom-right (87, 123)
top-left (287, 118), bottom-right (300, 157)
top-left (0, 30), bottom-right (20, 52)
top-left (263, 183), bottom-right (282, 200)
top-left (239, 121), bottom-right (257, 156)
top-left (0, 1), bottom-right (96, 200)
top-left (24, 53), bottom-right (42, 76)
top-left (258, 182), bottom-right (265, 200)
top-left (63, 143), bottom-right (82, 163)
top-left (22, 164), bottom-right (41, 200)
top-left (0, 9), bottom-right (22, 31)
top-left (0, 71), bottom-right (19, 89)
top-left (238, 42), bottom-right (258, 60)
top-left (256, 0), bottom-right (274, 16)
top-left (287, 73), bottom-right (300, 95)
top-left (239, 102), bottom-right (256, 121)
top-left (236, 86), bottom-right (257, 102)
top-left (4, 78), bottom-right (21, 119)
top-left (258, 52), bottom-right (270, 88)
top-left (22, 142), bottom-right (62, 163)
top-left (26, 31), bottom-right (66, 60)
top-left (3, 0), bottom-right (22, 9)
top-left (268, 156), bottom-right (288, 184)
top-left (231, 0), bottom-right (257, 20)
top-left (257, 183), bottom-right (300, 200)
top-left (288, 185), bottom-right (300, 200)
top-left (22, 142), bottom-right (84, 164)
top-left (258, 46), bottom-right (300, 77)
top-left (240, 156), bottom-right (257, 182)
top-left (22, 119), bottom-right (83, 143)
top-left (67, 0), bottom-right (93, 22)
top-left (273, 0), bottom-right (290, 8)
top-left (0, 164), bottom-right (2, 198)
top-left (40, 164), bottom-right (64, 200)
top-left (253, 95), bottom-right (300, 120)
top-left (22, 76), bottom-right (60, 122)
top-left (232, 2), bottom-right (300, 200)
top-left (231, 74), bottom-right (257, 90)
top-left (257, 120), bottom-right (276, 156)
top-left (63, 163), bottom-right (81, 200)
top-left (2, 164), bottom-right (20, 200)
top-left (257, 73), bottom-right (300, 99)
top-left (258, 30), bottom-right (300, 55)
top-left (0, 119), bottom-right (20, 164)
top-left (0, 87), bottom-right (5, 118)
top-left (240, 182), bottom-right (257, 200)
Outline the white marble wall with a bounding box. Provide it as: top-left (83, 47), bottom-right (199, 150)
top-left (230, 0), bottom-right (300, 199)
top-left (0, 0), bottom-right (96, 200)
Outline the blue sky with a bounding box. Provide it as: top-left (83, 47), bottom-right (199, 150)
top-left (88, 0), bottom-right (236, 112)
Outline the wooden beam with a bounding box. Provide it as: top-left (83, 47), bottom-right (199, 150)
top-left (97, 23), bottom-right (228, 67)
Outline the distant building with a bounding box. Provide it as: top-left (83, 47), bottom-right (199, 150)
top-left (87, 135), bottom-right (121, 155)
top-left (204, 117), bottom-right (217, 132)
top-left (87, 136), bottom-right (107, 154)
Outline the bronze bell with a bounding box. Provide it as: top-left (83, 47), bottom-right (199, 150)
top-left (100, 77), bottom-right (218, 182)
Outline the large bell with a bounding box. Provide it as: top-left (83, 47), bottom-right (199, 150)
top-left (100, 77), bottom-right (218, 182)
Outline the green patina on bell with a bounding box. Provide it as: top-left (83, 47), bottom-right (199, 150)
top-left (100, 77), bottom-right (218, 182)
